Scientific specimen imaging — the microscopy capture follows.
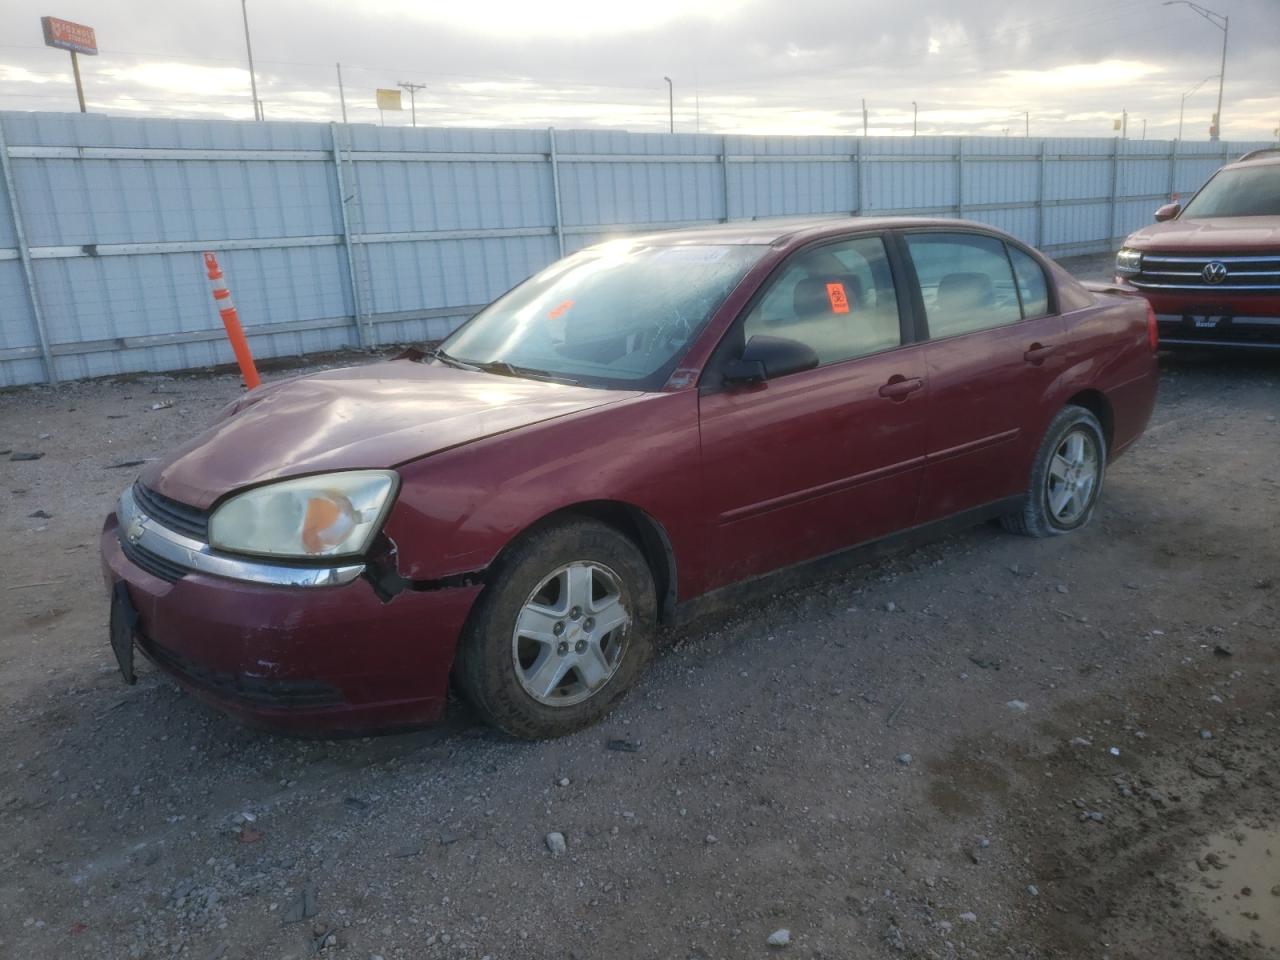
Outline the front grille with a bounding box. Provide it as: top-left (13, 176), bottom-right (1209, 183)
top-left (120, 535), bottom-right (187, 583)
top-left (1131, 252), bottom-right (1280, 292)
top-left (132, 483), bottom-right (210, 541)
top-left (139, 635), bottom-right (344, 709)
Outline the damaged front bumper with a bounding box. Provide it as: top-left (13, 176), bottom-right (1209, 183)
top-left (101, 508), bottom-right (483, 733)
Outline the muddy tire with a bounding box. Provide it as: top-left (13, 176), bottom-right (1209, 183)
top-left (1002, 405), bottom-right (1107, 538)
top-left (454, 519), bottom-right (656, 740)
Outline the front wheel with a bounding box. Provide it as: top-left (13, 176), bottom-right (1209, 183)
top-left (454, 519), bottom-right (656, 740)
top-left (1002, 406), bottom-right (1107, 538)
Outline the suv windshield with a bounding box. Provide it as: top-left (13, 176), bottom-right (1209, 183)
top-left (440, 240), bottom-right (766, 389)
top-left (1181, 164), bottom-right (1280, 218)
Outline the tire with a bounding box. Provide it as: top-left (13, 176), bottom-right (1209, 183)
top-left (454, 519), bottom-right (657, 740)
top-left (1001, 405), bottom-right (1107, 538)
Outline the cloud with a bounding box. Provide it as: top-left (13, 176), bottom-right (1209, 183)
top-left (0, 0), bottom-right (1276, 139)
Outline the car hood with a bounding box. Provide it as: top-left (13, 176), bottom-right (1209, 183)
top-left (1123, 216), bottom-right (1280, 252)
top-left (140, 359), bottom-right (637, 509)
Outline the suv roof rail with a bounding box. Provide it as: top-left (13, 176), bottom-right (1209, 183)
top-left (1237, 147), bottom-right (1280, 162)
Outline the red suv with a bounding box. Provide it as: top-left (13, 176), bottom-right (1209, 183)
top-left (1115, 149), bottom-right (1280, 349)
top-left (102, 218), bottom-right (1158, 739)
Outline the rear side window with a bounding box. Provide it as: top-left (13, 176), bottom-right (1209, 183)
top-left (1008, 246), bottom-right (1050, 318)
top-left (742, 236), bottom-right (902, 366)
top-left (906, 233), bottom-right (1022, 338)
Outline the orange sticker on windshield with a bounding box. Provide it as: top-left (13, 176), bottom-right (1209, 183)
top-left (548, 299), bottom-right (575, 320)
top-left (826, 282), bottom-right (850, 314)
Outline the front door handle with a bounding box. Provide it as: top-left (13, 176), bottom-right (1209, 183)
top-left (878, 376), bottom-right (924, 401)
top-left (1024, 342), bottom-right (1056, 365)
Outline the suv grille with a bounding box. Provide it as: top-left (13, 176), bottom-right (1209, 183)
top-left (132, 483), bottom-right (210, 541)
top-left (1130, 253), bottom-right (1280, 292)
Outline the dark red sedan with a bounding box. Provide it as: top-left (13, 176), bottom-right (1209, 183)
top-left (101, 217), bottom-right (1159, 739)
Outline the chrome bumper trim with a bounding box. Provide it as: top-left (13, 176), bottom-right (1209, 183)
top-left (117, 486), bottom-right (366, 587)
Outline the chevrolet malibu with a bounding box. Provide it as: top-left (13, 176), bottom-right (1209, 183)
top-left (102, 217), bottom-right (1159, 739)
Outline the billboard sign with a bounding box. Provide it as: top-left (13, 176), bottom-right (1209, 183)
top-left (376, 88), bottom-right (402, 111)
top-left (41, 16), bottom-right (98, 56)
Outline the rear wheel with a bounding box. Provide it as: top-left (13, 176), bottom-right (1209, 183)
top-left (455, 519), bottom-right (656, 740)
top-left (1002, 406), bottom-right (1106, 538)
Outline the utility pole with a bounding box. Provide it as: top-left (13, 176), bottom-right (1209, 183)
top-left (1141, 118), bottom-right (1147, 140)
top-left (397, 81), bottom-right (426, 126)
top-left (240, 0), bottom-right (261, 120)
top-left (663, 76), bottom-right (673, 133)
top-left (912, 100), bottom-right (918, 135)
top-left (336, 63), bottom-right (347, 123)
top-left (1163, 2), bottom-right (1228, 141)
top-left (1024, 111), bottom-right (1029, 137)
top-left (1122, 109), bottom-right (1128, 139)
top-left (862, 98), bottom-right (868, 137)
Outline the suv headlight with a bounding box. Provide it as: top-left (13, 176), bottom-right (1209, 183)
top-left (1115, 248), bottom-right (1142, 276)
top-left (209, 470), bottom-right (398, 559)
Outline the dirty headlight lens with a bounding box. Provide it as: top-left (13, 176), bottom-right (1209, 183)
top-left (209, 470), bottom-right (398, 559)
top-left (1115, 248), bottom-right (1142, 276)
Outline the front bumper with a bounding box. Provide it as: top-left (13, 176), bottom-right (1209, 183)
top-left (101, 514), bottom-right (482, 733)
top-left (1154, 314), bottom-right (1280, 350)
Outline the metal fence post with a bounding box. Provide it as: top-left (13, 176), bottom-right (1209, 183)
top-left (1108, 137), bottom-right (1121, 248)
top-left (1037, 139), bottom-right (1047, 248)
top-left (329, 122), bottom-right (368, 348)
top-left (852, 138), bottom-right (861, 214)
top-left (857, 138), bottom-right (868, 215)
top-left (1166, 139), bottom-right (1178, 201)
top-left (720, 135), bottom-right (731, 222)
top-left (956, 138), bottom-right (965, 220)
top-left (548, 128), bottom-right (565, 258)
top-left (0, 116), bottom-right (57, 383)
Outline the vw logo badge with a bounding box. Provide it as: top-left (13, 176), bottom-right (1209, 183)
top-left (1202, 261), bottom-right (1228, 285)
top-left (126, 515), bottom-right (146, 544)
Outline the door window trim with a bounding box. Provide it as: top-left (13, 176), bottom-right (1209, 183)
top-left (700, 231), bottom-right (922, 391)
top-left (892, 227), bottom-right (1060, 343)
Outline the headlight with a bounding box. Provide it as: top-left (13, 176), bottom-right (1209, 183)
top-left (209, 470), bottom-right (398, 560)
top-left (1115, 248), bottom-right (1142, 276)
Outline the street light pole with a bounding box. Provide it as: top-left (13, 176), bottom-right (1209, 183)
top-left (912, 101), bottom-right (918, 135)
top-left (1163, 1), bottom-right (1228, 141)
top-left (862, 98), bottom-right (868, 137)
top-left (240, 0), bottom-right (261, 120)
top-left (1178, 74), bottom-right (1218, 141)
top-left (663, 76), bottom-right (673, 133)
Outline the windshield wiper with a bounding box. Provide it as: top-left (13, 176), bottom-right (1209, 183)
top-left (472, 360), bottom-right (579, 385)
top-left (422, 347), bottom-right (479, 371)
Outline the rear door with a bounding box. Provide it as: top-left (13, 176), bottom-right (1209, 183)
top-left (900, 231), bottom-right (1067, 521)
top-left (697, 234), bottom-right (929, 592)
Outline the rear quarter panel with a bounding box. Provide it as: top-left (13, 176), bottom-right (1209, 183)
top-left (1058, 291), bottom-right (1158, 458)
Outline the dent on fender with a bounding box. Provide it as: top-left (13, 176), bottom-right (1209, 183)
top-left (363, 535), bottom-right (487, 603)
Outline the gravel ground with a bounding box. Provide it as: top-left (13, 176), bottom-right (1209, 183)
top-left (2, 253), bottom-right (1278, 960)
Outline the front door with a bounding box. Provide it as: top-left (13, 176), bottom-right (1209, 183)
top-left (697, 234), bottom-right (929, 592)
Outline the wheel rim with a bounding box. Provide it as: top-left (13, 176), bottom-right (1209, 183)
top-left (511, 561), bottom-right (632, 707)
top-left (1046, 427), bottom-right (1100, 526)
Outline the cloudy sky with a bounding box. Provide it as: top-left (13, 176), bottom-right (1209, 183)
top-left (1, 0), bottom-right (1277, 140)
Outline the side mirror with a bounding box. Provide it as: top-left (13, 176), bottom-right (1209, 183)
top-left (724, 335), bottom-right (820, 384)
top-left (1153, 202), bottom-right (1181, 222)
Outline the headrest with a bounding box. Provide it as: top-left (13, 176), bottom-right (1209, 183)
top-left (936, 272), bottom-right (994, 310)
top-left (792, 274), bottom-right (863, 319)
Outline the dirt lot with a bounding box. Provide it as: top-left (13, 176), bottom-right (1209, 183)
top-left (2, 254), bottom-right (1278, 960)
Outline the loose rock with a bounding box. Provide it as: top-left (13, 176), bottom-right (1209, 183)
top-left (545, 832), bottom-right (567, 857)
top-left (766, 928), bottom-right (791, 947)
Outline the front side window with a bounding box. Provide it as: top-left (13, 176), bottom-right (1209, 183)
top-left (442, 240), bottom-right (767, 389)
top-left (1181, 165), bottom-right (1280, 218)
top-left (740, 235), bottom-right (902, 367)
top-left (906, 233), bottom-right (1023, 339)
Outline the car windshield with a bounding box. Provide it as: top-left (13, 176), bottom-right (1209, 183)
top-left (439, 240), bottom-right (767, 389)
top-left (1181, 165), bottom-right (1280, 218)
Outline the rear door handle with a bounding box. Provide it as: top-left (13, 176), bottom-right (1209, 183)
top-left (878, 376), bottom-right (924, 401)
top-left (1024, 343), bottom-right (1056, 364)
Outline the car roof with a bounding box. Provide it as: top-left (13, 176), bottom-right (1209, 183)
top-left (1227, 149), bottom-right (1280, 169)
top-left (626, 215), bottom-right (1006, 248)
